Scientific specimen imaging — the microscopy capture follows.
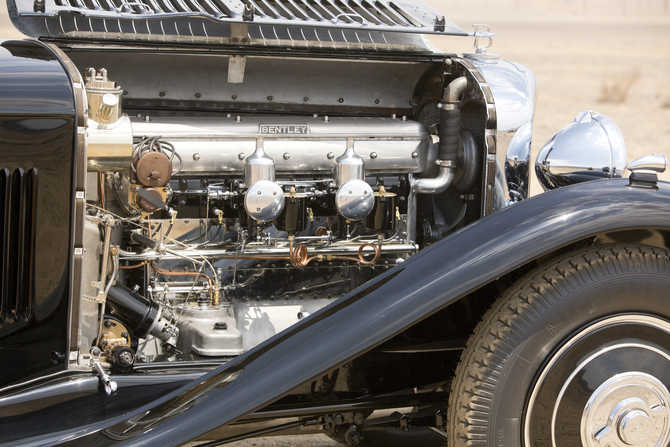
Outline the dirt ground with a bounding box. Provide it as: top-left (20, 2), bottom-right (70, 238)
top-left (2, 1), bottom-right (668, 445)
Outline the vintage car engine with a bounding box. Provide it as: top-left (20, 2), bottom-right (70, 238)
top-left (81, 68), bottom-right (456, 369)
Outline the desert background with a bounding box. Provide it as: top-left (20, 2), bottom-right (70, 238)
top-left (2, 0), bottom-right (669, 445)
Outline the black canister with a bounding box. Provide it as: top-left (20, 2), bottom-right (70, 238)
top-left (275, 193), bottom-right (308, 233)
top-left (365, 191), bottom-right (396, 231)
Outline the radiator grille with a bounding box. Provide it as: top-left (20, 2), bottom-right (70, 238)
top-left (1, 167), bottom-right (37, 322)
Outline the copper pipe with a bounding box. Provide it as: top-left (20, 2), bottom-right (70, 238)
top-left (119, 260), bottom-right (150, 269)
top-left (333, 243), bottom-right (381, 265)
top-left (288, 242), bottom-right (381, 267)
top-left (150, 261), bottom-right (214, 296)
top-left (289, 244), bottom-right (317, 268)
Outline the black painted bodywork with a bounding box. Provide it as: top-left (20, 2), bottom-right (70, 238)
top-left (0, 39), bottom-right (76, 387)
top-left (3, 176), bottom-right (670, 446)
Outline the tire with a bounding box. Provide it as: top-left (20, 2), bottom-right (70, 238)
top-left (447, 244), bottom-right (670, 447)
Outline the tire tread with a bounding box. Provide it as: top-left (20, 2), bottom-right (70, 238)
top-left (446, 244), bottom-right (670, 446)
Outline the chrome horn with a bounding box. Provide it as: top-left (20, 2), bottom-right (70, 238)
top-left (535, 111), bottom-right (627, 191)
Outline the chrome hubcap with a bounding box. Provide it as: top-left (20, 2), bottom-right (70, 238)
top-left (581, 372), bottom-right (670, 447)
top-left (524, 315), bottom-right (670, 447)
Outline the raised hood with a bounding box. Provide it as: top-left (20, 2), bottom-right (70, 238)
top-left (7, 0), bottom-right (466, 50)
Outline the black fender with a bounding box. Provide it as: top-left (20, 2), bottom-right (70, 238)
top-left (35, 178), bottom-right (670, 446)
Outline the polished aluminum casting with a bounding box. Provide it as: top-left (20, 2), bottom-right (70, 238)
top-left (176, 303), bottom-right (244, 357)
top-left (335, 139), bottom-right (365, 187)
top-left (535, 110), bottom-right (628, 191)
top-left (335, 179), bottom-right (375, 221)
top-left (244, 180), bottom-right (285, 223)
top-left (130, 116), bottom-right (429, 177)
top-left (243, 138), bottom-right (284, 222)
top-left (244, 138), bottom-right (276, 185)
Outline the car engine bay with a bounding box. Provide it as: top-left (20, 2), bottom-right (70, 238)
top-left (78, 61), bottom-right (473, 371)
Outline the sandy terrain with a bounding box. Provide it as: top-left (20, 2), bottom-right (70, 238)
top-left (2, 1), bottom-right (668, 445)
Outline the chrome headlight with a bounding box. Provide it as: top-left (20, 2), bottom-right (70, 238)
top-left (535, 111), bottom-right (627, 191)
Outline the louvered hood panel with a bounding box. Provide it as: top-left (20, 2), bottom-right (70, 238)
top-left (7, 0), bottom-right (466, 49)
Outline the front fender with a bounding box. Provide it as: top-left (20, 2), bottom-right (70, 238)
top-left (40, 178), bottom-right (670, 447)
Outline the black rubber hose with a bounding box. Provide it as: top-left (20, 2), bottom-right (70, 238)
top-left (439, 105), bottom-right (461, 162)
top-left (107, 283), bottom-right (160, 339)
top-left (130, 232), bottom-right (158, 249)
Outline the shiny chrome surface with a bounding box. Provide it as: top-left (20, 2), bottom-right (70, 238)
top-left (411, 162), bottom-right (455, 194)
top-left (536, 110), bottom-right (628, 191)
top-left (524, 315), bottom-right (670, 447)
top-left (120, 242), bottom-right (417, 262)
top-left (244, 139), bottom-right (275, 185)
top-left (628, 154), bottom-right (668, 173)
top-left (131, 116), bottom-right (428, 176)
top-left (87, 114), bottom-right (133, 172)
top-left (244, 180), bottom-right (285, 222)
top-left (335, 139), bottom-right (365, 187)
top-left (474, 59), bottom-right (537, 206)
top-left (581, 372), bottom-right (670, 447)
top-left (84, 68), bottom-right (123, 124)
top-left (335, 179), bottom-right (374, 221)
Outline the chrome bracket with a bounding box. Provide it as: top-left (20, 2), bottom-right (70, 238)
top-left (91, 214), bottom-right (116, 301)
top-left (89, 348), bottom-right (117, 396)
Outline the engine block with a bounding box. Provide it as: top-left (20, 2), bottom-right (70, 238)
top-left (82, 69), bottom-right (441, 364)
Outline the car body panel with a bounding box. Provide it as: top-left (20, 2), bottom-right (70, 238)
top-left (0, 39), bottom-right (76, 387)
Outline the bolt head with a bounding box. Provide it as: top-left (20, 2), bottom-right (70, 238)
top-left (618, 409), bottom-right (653, 445)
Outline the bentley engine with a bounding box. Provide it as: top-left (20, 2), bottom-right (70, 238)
top-left (81, 68), bottom-right (459, 370)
